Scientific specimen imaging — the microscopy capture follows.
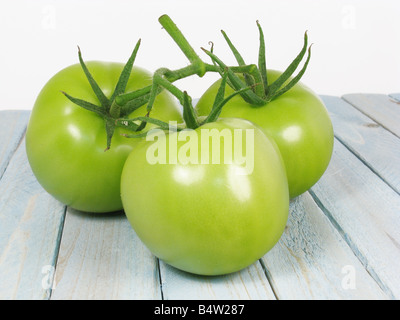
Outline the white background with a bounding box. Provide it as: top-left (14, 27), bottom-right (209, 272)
top-left (0, 0), bottom-right (399, 110)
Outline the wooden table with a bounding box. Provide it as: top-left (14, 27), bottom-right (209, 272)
top-left (1, 93), bottom-right (399, 300)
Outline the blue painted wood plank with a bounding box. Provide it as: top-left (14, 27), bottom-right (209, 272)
top-left (1, 96), bottom-right (399, 300)
top-left (321, 95), bottom-right (400, 195)
top-left (0, 111), bottom-right (162, 300)
top-left (389, 93), bottom-right (400, 101)
top-left (50, 208), bottom-right (161, 300)
top-left (159, 258), bottom-right (276, 300)
top-left (0, 110), bottom-right (30, 179)
top-left (342, 94), bottom-right (400, 138)
top-left (261, 190), bottom-right (388, 300)
top-left (310, 139), bottom-right (400, 299)
top-left (0, 137), bottom-right (66, 299)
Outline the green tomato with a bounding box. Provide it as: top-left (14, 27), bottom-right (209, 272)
top-left (121, 118), bottom-right (289, 275)
top-left (196, 70), bottom-right (334, 198)
top-left (26, 62), bottom-right (182, 213)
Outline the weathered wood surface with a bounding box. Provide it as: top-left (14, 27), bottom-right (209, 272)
top-left (0, 93), bottom-right (399, 300)
top-left (0, 111), bottom-right (65, 299)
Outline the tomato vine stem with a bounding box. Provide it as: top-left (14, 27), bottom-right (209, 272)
top-left (62, 14), bottom-right (313, 149)
top-left (116, 15), bottom-right (312, 113)
top-left (116, 69), bottom-right (252, 134)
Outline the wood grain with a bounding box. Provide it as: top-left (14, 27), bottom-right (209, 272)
top-left (321, 95), bottom-right (400, 194)
top-left (261, 190), bottom-right (387, 300)
top-left (342, 94), bottom-right (400, 138)
top-left (0, 110), bottom-right (30, 179)
top-left (310, 139), bottom-right (400, 299)
top-left (389, 93), bottom-right (400, 102)
top-left (159, 259), bottom-right (276, 300)
top-left (0, 136), bottom-right (66, 299)
top-left (51, 208), bottom-right (161, 300)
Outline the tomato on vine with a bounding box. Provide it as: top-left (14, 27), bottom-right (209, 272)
top-left (119, 73), bottom-right (289, 275)
top-left (195, 25), bottom-right (333, 198)
top-left (196, 69), bottom-right (334, 199)
top-left (149, 15), bottom-right (334, 198)
top-left (26, 40), bottom-right (182, 213)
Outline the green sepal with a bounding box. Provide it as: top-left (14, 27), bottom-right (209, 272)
top-left (256, 20), bottom-right (268, 94)
top-left (104, 118), bottom-right (115, 151)
top-left (182, 91), bottom-right (199, 129)
top-left (204, 82), bottom-right (252, 124)
top-left (110, 39), bottom-right (141, 102)
top-left (270, 44), bottom-right (312, 101)
top-left (202, 47), bottom-right (265, 106)
top-left (61, 91), bottom-right (107, 117)
top-left (77, 46), bottom-right (110, 110)
top-left (266, 31), bottom-right (309, 100)
top-left (210, 70), bottom-right (229, 113)
top-left (221, 30), bottom-right (255, 88)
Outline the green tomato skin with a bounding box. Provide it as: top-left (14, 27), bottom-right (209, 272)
top-left (196, 70), bottom-right (334, 198)
top-left (121, 118), bottom-right (289, 275)
top-left (26, 62), bottom-right (182, 213)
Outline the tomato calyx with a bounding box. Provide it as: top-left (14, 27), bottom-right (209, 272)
top-left (61, 39), bottom-right (149, 151)
top-left (202, 26), bottom-right (313, 106)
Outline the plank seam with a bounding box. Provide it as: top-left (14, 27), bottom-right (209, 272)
top-left (48, 205), bottom-right (68, 300)
top-left (0, 124), bottom-right (27, 182)
top-left (308, 188), bottom-right (395, 299)
top-left (388, 94), bottom-right (400, 102)
top-left (156, 258), bottom-right (165, 300)
top-left (341, 95), bottom-right (400, 139)
top-left (332, 135), bottom-right (400, 197)
top-left (258, 259), bottom-right (279, 300)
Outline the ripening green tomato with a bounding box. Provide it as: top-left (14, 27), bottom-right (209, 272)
top-left (196, 70), bottom-right (334, 198)
top-left (26, 62), bottom-right (182, 213)
top-left (121, 118), bottom-right (289, 275)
